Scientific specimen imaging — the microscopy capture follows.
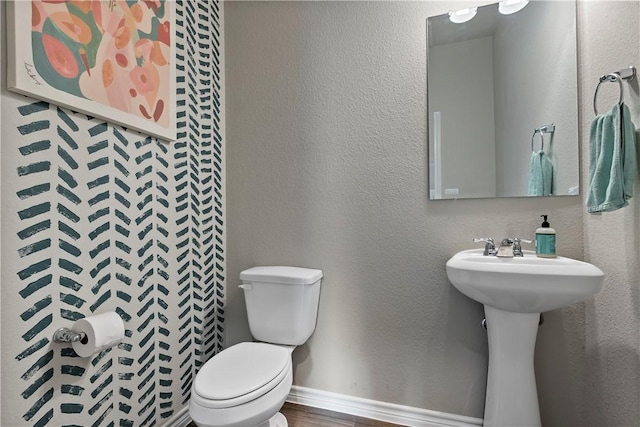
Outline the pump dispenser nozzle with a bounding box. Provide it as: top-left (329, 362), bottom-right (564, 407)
top-left (540, 215), bottom-right (550, 228)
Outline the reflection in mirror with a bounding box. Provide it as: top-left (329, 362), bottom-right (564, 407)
top-left (427, 1), bottom-right (578, 200)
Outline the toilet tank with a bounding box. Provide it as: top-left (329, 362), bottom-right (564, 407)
top-left (240, 266), bottom-right (323, 346)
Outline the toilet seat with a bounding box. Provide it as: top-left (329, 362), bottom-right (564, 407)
top-left (193, 342), bottom-right (291, 409)
top-left (190, 364), bottom-right (292, 427)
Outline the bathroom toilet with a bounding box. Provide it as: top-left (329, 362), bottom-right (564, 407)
top-left (189, 266), bottom-right (323, 427)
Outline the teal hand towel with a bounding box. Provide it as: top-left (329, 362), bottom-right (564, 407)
top-left (586, 103), bottom-right (637, 213)
top-left (528, 150), bottom-right (553, 196)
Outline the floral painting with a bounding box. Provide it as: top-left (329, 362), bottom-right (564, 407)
top-left (8, 0), bottom-right (176, 141)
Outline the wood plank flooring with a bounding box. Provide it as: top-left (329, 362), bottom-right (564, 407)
top-left (280, 402), bottom-right (405, 427)
top-left (186, 402), bottom-right (405, 427)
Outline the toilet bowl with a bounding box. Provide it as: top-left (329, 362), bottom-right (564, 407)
top-left (190, 342), bottom-right (293, 427)
top-left (189, 266), bottom-right (323, 427)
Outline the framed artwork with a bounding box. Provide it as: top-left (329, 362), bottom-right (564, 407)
top-left (7, 0), bottom-right (176, 141)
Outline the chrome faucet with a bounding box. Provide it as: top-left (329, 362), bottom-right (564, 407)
top-left (474, 237), bottom-right (532, 256)
top-left (496, 238), bottom-right (515, 257)
top-left (497, 238), bottom-right (533, 257)
top-left (473, 238), bottom-right (496, 256)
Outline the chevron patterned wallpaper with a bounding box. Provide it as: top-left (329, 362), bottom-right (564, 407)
top-left (1, 1), bottom-right (225, 426)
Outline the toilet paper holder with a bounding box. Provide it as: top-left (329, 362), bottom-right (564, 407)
top-left (53, 327), bottom-right (87, 344)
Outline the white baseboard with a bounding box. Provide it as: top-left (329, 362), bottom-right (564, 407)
top-left (161, 406), bottom-right (191, 427)
top-left (166, 387), bottom-right (483, 427)
top-left (287, 386), bottom-right (483, 427)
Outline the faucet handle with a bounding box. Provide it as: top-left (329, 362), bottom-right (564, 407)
top-left (473, 237), bottom-right (494, 243)
top-left (512, 238), bottom-right (533, 256)
top-left (473, 237), bottom-right (496, 256)
top-left (514, 238), bottom-right (533, 244)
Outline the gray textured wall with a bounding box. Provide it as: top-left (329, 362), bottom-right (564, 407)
top-left (224, 1), bottom-right (587, 422)
top-left (580, 1), bottom-right (640, 426)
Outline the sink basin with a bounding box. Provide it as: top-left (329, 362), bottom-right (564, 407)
top-left (446, 248), bottom-right (604, 427)
top-left (446, 248), bottom-right (604, 313)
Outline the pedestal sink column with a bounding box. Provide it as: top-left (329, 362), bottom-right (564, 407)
top-left (483, 305), bottom-right (541, 427)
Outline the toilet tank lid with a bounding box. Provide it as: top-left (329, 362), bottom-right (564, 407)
top-left (240, 266), bottom-right (323, 285)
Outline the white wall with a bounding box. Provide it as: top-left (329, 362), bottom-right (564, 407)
top-left (225, 1), bottom-right (586, 421)
top-left (429, 37), bottom-right (497, 199)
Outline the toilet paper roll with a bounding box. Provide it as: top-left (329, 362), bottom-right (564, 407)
top-left (71, 311), bottom-right (125, 358)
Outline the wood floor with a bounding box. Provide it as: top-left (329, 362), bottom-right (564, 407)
top-left (280, 403), bottom-right (404, 427)
top-left (187, 402), bottom-right (405, 427)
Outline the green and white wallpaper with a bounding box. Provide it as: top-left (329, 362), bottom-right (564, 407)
top-left (1, 1), bottom-right (225, 425)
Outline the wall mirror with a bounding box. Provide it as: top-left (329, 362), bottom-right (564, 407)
top-left (427, 1), bottom-right (578, 200)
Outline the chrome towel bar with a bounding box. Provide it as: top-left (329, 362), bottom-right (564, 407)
top-left (593, 66), bottom-right (636, 116)
top-left (531, 123), bottom-right (555, 152)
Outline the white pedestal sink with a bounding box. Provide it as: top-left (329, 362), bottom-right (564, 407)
top-left (446, 249), bottom-right (604, 427)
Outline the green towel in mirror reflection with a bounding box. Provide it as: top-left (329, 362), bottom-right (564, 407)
top-left (586, 103), bottom-right (637, 213)
top-left (528, 151), bottom-right (553, 196)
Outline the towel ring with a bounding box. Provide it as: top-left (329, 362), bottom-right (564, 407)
top-left (531, 129), bottom-right (544, 153)
top-left (593, 73), bottom-right (624, 116)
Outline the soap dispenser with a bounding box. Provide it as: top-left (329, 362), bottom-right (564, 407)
top-left (536, 215), bottom-right (556, 258)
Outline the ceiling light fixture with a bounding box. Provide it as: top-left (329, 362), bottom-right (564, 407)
top-left (448, 7), bottom-right (478, 24)
top-left (498, 0), bottom-right (529, 15)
